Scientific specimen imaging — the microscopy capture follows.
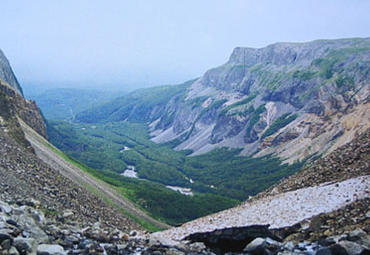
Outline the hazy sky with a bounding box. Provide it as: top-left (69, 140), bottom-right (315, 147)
top-left (1, 0), bottom-right (369, 90)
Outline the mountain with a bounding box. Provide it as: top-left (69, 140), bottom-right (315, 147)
top-left (76, 37), bottom-right (370, 163)
top-left (0, 49), bottom-right (23, 95)
top-left (0, 42), bottom-right (369, 255)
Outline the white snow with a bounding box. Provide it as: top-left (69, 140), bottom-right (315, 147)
top-left (120, 165), bottom-right (138, 178)
top-left (165, 186), bottom-right (193, 196)
top-left (120, 146), bottom-right (131, 152)
top-left (151, 175), bottom-right (370, 245)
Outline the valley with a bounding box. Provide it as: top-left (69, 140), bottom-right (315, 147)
top-left (0, 35), bottom-right (369, 255)
top-left (35, 38), bottom-right (370, 227)
top-left (46, 119), bottom-right (302, 225)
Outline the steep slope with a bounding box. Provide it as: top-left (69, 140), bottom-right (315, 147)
top-left (76, 38), bottom-right (370, 164)
top-left (151, 38), bottom-right (370, 161)
top-left (20, 118), bottom-right (169, 230)
top-left (0, 49), bottom-right (23, 95)
top-left (0, 51), bottom-right (143, 230)
top-left (0, 78), bottom-right (47, 139)
top-left (151, 129), bottom-right (370, 250)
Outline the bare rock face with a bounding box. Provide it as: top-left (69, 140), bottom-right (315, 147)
top-left (74, 38), bottom-right (370, 163)
top-left (148, 38), bottom-right (370, 161)
top-left (0, 79), bottom-right (47, 139)
top-left (0, 50), bottom-right (23, 95)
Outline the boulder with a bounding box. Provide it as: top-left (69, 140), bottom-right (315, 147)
top-left (338, 241), bottom-right (367, 255)
top-left (315, 247), bottom-right (332, 255)
top-left (37, 244), bottom-right (66, 255)
top-left (13, 237), bottom-right (37, 254)
top-left (244, 237), bottom-right (266, 255)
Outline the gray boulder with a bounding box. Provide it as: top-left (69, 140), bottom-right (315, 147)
top-left (13, 237), bottom-right (37, 254)
top-left (37, 244), bottom-right (66, 255)
top-left (244, 237), bottom-right (266, 255)
top-left (338, 241), bottom-right (367, 255)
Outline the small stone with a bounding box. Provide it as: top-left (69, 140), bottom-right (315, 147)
top-left (6, 219), bottom-right (18, 227)
top-left (129, 230), bottom-right (137, 237)
top-left (189, 242), bottom-right (207, 252)
top-left (0, 231), bottom-right (12, 244)
top-left (324, 229), bottom-right (332, 236)
top-left (284, 241), bottom-right (295, 251)
top-left (1, 238), bottom-right (12, 250)
top-left (37, 244), bottom-right (66, 255)
top-left (0, 202), bottom-right (12, 214)
top-left (365, 211), bottom-right (370, 219)
top-left (348, 229), bottom-right (367, 242)
top-left (62, 210), bottom-right (73, 219)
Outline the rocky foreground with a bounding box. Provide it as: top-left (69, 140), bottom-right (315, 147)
top-left (0, 132), bottom-right (368, 255)
top-left (0, 196), bottom-right (369, 255)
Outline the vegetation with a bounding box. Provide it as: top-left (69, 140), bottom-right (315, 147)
top-left (48, 119), bottom-right (304, 225)
top-left (245, 104), bottom-right (266, 137)
top-left (220, 94), bottom-right (257, 116)
top-left (335, 75), bottom-right (355, 89)
top-left (292, 70), bottom-right (317, 81)
top-left (261, 113), bottom-right (298, 139)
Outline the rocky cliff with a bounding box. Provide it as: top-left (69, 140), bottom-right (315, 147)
top-left (0, 50), bottom-right (46, 141)
top-left (148, 38), bottom-right (370, 162)
top-left (0, 49), bottom-right (23, 95)
top-left (0, 79), bottom-right (47, 140)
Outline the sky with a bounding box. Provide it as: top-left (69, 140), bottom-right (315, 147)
top-left (1, 0), bottom-right (370, 91)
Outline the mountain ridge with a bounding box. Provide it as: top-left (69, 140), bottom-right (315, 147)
top-left (76, 37), bottom-right (370, 164)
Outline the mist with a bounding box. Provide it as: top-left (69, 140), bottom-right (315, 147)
top-left (1, 0), bottom-right (369, 91)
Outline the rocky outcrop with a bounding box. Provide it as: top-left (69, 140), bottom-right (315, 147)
top-left (147, 38), bottom-right (370, 162)
top-left (0, 79), bottom-right (47, 139)
top-left (75, 38), bottom-right (370, 163)
top-left (0, 49), bottom-right (23, 95)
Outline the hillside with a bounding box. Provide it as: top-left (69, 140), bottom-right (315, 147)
top-left (151, 129), bottom-right (370, 253)
top-left (76, 38), bottom-right (370, 163)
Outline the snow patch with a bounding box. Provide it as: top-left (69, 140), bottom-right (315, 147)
top-left (152, 175), bottom-right (370, 245)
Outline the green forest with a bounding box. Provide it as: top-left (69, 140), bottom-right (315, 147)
top-left (47, 120), bottom-right (304, 225)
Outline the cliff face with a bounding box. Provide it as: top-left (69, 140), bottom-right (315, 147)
top-left (0, 49), bottom-right (23, 95)
top-left (0, 50), bottom-right (47, 142)
top-left (148, 38), bottom-right (370, 162)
